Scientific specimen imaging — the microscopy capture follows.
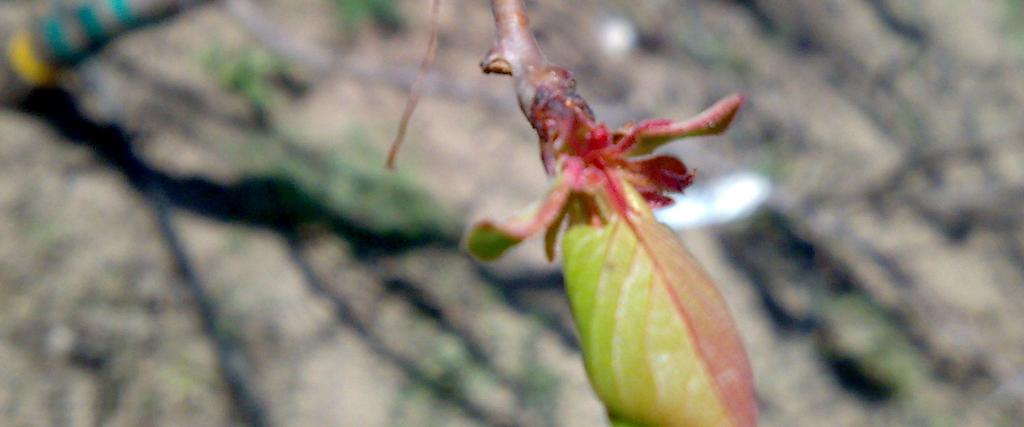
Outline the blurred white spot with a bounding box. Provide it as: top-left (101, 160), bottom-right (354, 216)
top-left (655, 172), bottom-right (773, 229)
top-left (46, 325), bottom-right (75, 359)
top-left (598, 15), bottom-right (638, 60)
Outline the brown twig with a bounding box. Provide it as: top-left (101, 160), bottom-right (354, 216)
top-left (483, 0), bottom-right (596, 173)
top-left (482, 0), bottom-right (550, 104)
top-left (483, 1), bottom-right (575, 114)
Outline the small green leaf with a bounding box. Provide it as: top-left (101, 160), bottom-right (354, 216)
top-left (465, 222), bottom-right (521, 261)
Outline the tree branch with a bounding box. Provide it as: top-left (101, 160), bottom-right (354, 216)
top-left (482, 0), bottom-right (547, 78)
top-left (484, 0), bottom-right (595, 174)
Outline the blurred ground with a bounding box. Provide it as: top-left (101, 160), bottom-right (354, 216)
top-left (1, 0), bottom-right (1023, 426)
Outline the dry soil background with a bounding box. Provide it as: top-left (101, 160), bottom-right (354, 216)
top-left (1, 0), bottom-right (1023, 426)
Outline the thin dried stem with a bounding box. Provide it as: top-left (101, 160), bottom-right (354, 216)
top-left (386, 0), bottom-right (441, 169)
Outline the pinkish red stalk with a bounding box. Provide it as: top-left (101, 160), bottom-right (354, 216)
top-left (476, 4), bottom-right (755, 426)
top-left (483, 0), bottom-right (743, 209)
